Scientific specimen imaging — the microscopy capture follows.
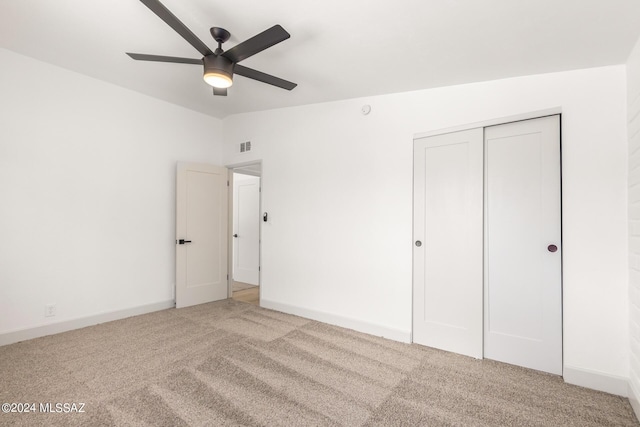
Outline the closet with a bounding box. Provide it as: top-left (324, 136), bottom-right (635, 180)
top-left (412, 115), bottom-right (562, 375)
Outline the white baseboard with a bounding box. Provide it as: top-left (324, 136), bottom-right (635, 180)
top-left (629, 380), bottom-right (640, 421)
top-left (260, 299), bottom-right (411, 343)
top-left (563, 365), bottom-right (628, 397)
top-left (0, 300), bottom-right (175, 347)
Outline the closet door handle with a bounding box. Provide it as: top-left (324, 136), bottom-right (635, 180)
top-left (547, 244), bottom-right (558, 253)
top-left (415, 240), bottom-right (422, 247)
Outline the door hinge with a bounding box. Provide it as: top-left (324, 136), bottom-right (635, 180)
top-left (227, 180), bottom-right (229, 186)
top-left (227, 274), bottom-right (229, 280)
top-left (259, 266), bottom-right (261, 271)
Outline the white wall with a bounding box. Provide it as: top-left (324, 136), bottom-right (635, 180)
top-left (0, 49), bottom-right (222, 338)
top-left (627, 34), bottom-right (640, 413)
top-left (223, 66), bottom-right (629, 391)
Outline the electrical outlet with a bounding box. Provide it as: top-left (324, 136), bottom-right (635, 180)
top-left (45, 304), bottom-right (56, 317)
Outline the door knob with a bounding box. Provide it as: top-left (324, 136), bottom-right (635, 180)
top-left (178, 239), bottom-right (191, 245)
top-left (415, 240), bottom-right (422, 247)
top-left (233, 234), bottom-right (238, 238)
top-left (547, 244), bottom-right (558, 253)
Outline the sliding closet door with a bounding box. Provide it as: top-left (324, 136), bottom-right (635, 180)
top-left (413, 129), bottom-right (483, 358)
top-left (484, 115), bottom-right (562, 375)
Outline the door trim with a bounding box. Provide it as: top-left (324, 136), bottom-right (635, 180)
top-left (413, 107), bottom-right (562, 140)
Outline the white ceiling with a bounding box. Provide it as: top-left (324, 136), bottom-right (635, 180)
top-left (2, 0), bottom-right (640, 119)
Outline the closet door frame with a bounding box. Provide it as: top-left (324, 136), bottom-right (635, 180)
top-left (413, 108), bottom-right (561, 141)
top-left (412, 107), bottom-right (563, 367)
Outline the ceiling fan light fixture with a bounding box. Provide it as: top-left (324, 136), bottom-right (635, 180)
top-left (204, 72), bottom-right (233, 88)
top-left (203, 55), bottom-right (234, 88)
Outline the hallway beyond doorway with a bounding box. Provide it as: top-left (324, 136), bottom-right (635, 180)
top-left (232, 282), bottom-right (259, 305)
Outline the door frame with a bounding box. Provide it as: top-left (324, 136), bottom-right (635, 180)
top-left (225, 160), bottom-right (263, 300)
top-left (413, 108), bottom-right (562, 140)
top-left (412, 107), bottom-right (563, 365)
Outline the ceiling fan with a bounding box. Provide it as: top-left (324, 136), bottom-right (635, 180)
top-left (127, 0), bottom-right (297, 96)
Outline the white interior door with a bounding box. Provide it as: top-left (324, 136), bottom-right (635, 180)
top-left (232, 173), bottom-right (260, 285)
top-left (176, 162), bottom-right (228, 309)
top-left (484, 115), bottom-right (562, 375)
top-left (413, 128), bottom-right (484, 358)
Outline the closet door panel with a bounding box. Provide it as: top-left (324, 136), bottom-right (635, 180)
top-left (484, 115), bottom-right (562, 375)
top-left (413, 128), bottom-right (483, 358)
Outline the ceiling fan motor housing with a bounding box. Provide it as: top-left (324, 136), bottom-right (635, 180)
top-left (203, 54), bottom-right (235, 88)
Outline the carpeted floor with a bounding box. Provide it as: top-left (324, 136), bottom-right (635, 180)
top-left (0, 299), bottom-right (637, 426)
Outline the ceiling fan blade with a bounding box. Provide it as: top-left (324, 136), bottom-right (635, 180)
top-left (139, 0), bottom-right (213, 56)
top-left (234, 64), bottom-right (297, 90)
top-left (213, 87), bottom-right (228, 96)
top-left (222, 25), bottom-right (290, 63)
top-left (126, 53), bottom-right (202, 65)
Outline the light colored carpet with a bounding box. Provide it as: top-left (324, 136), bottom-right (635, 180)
top-left (0, 299), bottom-right (637, 426)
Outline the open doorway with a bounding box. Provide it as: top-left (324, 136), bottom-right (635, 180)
top-left (229, 163), bottom-right (261, 305)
